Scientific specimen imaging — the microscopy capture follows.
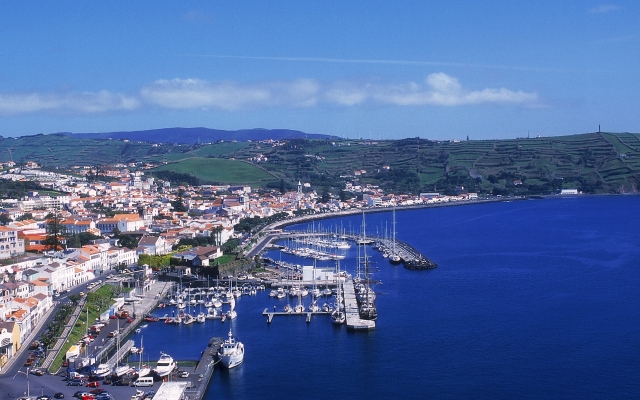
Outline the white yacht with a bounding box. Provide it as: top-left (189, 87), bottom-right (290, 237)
top-left (331, 308), bottom-right (346, 324)
top-left (206, 307), bottom-right (218, 319)
top-left (183, 313), bottom-right (195, 325)
top-left (114, 363), bottom-right (132, 377)
top-left (138, 364), bottom-right (151, 378)
top-left (217, 329), bottom-right (244, 369)
top-left (153, 352), bottom-right (176, 377)
top-left (94, 363), bottom-right (112, 377)
top-left (196, 312), bottom-right (206, 323)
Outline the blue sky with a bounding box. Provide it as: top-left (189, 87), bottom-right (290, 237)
top-left (1, 1), bottom-right (638, 140)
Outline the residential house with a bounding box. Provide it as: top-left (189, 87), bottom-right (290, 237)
top-left (0, 321), bottom-right (20, 370)
top-left (0, 226), bottom-right (25, 260)
top-left (137, 235), bottom-right (170, 255)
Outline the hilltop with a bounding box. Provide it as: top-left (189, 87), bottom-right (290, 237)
top-left (57, 127), bottom-right (336, 144)
top-left (1, 130), bottom-right (639, 195)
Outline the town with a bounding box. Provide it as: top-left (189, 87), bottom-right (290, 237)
top-left (0, 158), bottom-right (486, 374)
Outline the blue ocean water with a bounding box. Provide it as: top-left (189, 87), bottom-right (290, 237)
top-left (139, 196), bottom-right (640, 399)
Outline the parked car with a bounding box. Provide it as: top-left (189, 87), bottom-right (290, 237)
top-left (30, 368), bottom-right (44, 376)
top-left (86, 381), bottom-right (100, 388)
top-left (54, 393), bottom-right (65, 399)
top-left (178, 371), bottom-right (189, 378)
top-left (67, 379), bottom-right (85, 386)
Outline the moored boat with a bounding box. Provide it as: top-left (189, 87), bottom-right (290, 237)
top-left (217, 329), bottom-right (244, 369)
top-left (153, 352), bottom-right (176, 377)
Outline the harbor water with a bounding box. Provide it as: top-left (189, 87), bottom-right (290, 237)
top-left (139, 195), bottom-right (640, 399)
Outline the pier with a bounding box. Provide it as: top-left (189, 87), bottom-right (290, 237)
top-left (183, 337), bottom-right (224, 400)
top-left (373, 237), bottom-right (438, 269)
top-left (104, 339), bottom-right (134, 367)
top-left (262, 308), bottom-right (330, 323)
top-left (342, 278), bottom-right (375, 330)
top-left (262, 230), bottom-right (437, 270)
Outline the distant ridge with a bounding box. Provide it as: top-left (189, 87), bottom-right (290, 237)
top-left (58, 127), bottom-right (336, 144)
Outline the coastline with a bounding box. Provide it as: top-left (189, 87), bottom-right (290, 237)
top-left (245, 196), bottom-right (526, 258)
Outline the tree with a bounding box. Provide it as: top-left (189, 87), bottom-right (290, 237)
top-left (0, 213), bottom-right (11, 226)
top-left (43, 208), bottom-right (66, 251)
top-left (17, 213), bottom-right (33, 221)
top-left (171, 197), bottom-right (187, 212)
top-left (211, 226), bottom-right (224, 246)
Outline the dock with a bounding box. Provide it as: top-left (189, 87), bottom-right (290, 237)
top-left (267, 230), bottom-right (437, 270)
top-left (184, 337), bottom-right (224, 400)
top-left (105, 340), bottom-right (134, 366)
top-left (342, 279), bottom-right (375, 331)
top-left (262, 309), bottom-right (330, 323)
top-left (374, 237), bottom-right (438, 269)
top-left (154, 336), bottom-right (224, 400)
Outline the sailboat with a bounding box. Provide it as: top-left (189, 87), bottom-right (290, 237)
top-left (226, 295), bottom-right (237, 320)
top-left (331, 260), bottom-right (346, 324)
top-left (389, 205), bottom-right (402, 264)
top-left (294, 290), bottom-right (305, 313)
top-left (357, 211), bottom-right (378, 321)
top-left (114, 318), bottom-right (132, 376)
top-left (137, 336), bottom-right (151, 378)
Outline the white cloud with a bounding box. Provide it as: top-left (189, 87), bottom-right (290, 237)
top-left (0, 74), bottom-right (538, 116)
top-left (588, 4), bottom-right (622, 13)
top-left (142, 74), bottom-right (538, 110)
top-left (140, 78), bottom-right (319, 110)
top-left (0, 90), bottom-right (139, 116)
top-left (323, 73), bottom-right (538, 107)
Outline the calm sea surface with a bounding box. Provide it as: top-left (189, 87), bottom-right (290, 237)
top-left (139, 195), bottom-right (640, 399)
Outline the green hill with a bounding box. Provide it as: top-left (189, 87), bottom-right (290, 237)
top-left (152, 158), bottom-right (277, 186)
top-left (1, 131), bottom-right (639, 194)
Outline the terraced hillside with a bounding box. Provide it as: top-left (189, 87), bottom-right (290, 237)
top-left (221, 133), bottom-right (640, 194)
top-left (1, 131), bottom-right (639, 194)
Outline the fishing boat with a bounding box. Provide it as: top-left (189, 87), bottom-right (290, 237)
top-left (153, 352), bottom-right (176, 377)
top-left (217, 329), bottom-right (245, 369)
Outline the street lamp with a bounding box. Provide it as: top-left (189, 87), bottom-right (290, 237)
top-left (13, 367), bottom-right (30, 398)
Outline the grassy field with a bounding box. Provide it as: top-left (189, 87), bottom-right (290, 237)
top-left (151, 157), bottom-right (277, 186)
